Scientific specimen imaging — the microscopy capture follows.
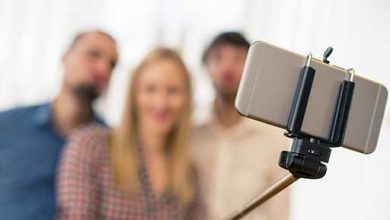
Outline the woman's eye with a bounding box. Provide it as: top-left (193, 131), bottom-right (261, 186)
top-left (167, 87), bottom-right (181, 95)
top-left (144, 85), bottom-right (157, 93)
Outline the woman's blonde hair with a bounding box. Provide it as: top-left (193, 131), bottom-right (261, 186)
top-left (109, 47), bottom-right (193, 205)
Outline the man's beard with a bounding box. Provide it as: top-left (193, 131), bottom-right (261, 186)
top-left (71, 83), bottom-right (100, 105)
top-left (218, 88), bottom-right (237, 104)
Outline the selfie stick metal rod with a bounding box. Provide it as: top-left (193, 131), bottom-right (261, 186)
top-left (226, 174), bottom-right (298, 220)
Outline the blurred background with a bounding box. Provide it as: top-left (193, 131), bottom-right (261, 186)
top-left (0, 0), bottom-right (389, 219)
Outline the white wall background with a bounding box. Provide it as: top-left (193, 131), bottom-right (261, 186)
top-left (0, 0), bottom-right (389, 219)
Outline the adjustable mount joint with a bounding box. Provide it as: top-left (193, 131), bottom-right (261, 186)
top-left (279, 137), bottom-right (331, 179)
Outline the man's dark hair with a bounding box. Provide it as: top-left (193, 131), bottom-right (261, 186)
top-left (69, 30), bottom-right (116, 50)
top-left (202, 31), bottom-right (250, 64)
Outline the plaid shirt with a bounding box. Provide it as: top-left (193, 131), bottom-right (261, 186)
top-left (57, 125), bottom-right (204, 220)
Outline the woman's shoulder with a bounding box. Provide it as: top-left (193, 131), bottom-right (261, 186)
top-left (71, 123), bottom-right (111, 139)
top-left (65, 124), bottom-right (111, 158)
top-left (69, 123), bottom-right (110, 142)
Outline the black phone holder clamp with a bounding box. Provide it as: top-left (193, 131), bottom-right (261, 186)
top-left (279, 49), bottom-right (355, 179)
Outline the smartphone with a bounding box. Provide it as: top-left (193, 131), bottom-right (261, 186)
top-left (235, 41), bottom-right (387, 154)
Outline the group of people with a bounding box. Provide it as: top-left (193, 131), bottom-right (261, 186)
top-left (0, 30), bottom-right (289, 220)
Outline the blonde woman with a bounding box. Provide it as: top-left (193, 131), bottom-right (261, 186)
top-left (57, 48), bottom-right (204, 219)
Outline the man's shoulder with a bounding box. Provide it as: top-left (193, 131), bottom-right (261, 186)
top-left (192, 122), bottom-right (213, 138)
top-left (0, 103), bottom-right (48, 123)
top-left (190, 122), bottom-right (216, 159)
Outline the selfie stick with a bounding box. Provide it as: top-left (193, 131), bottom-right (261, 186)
top-left (227, 48), bottom-right (356, 220)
